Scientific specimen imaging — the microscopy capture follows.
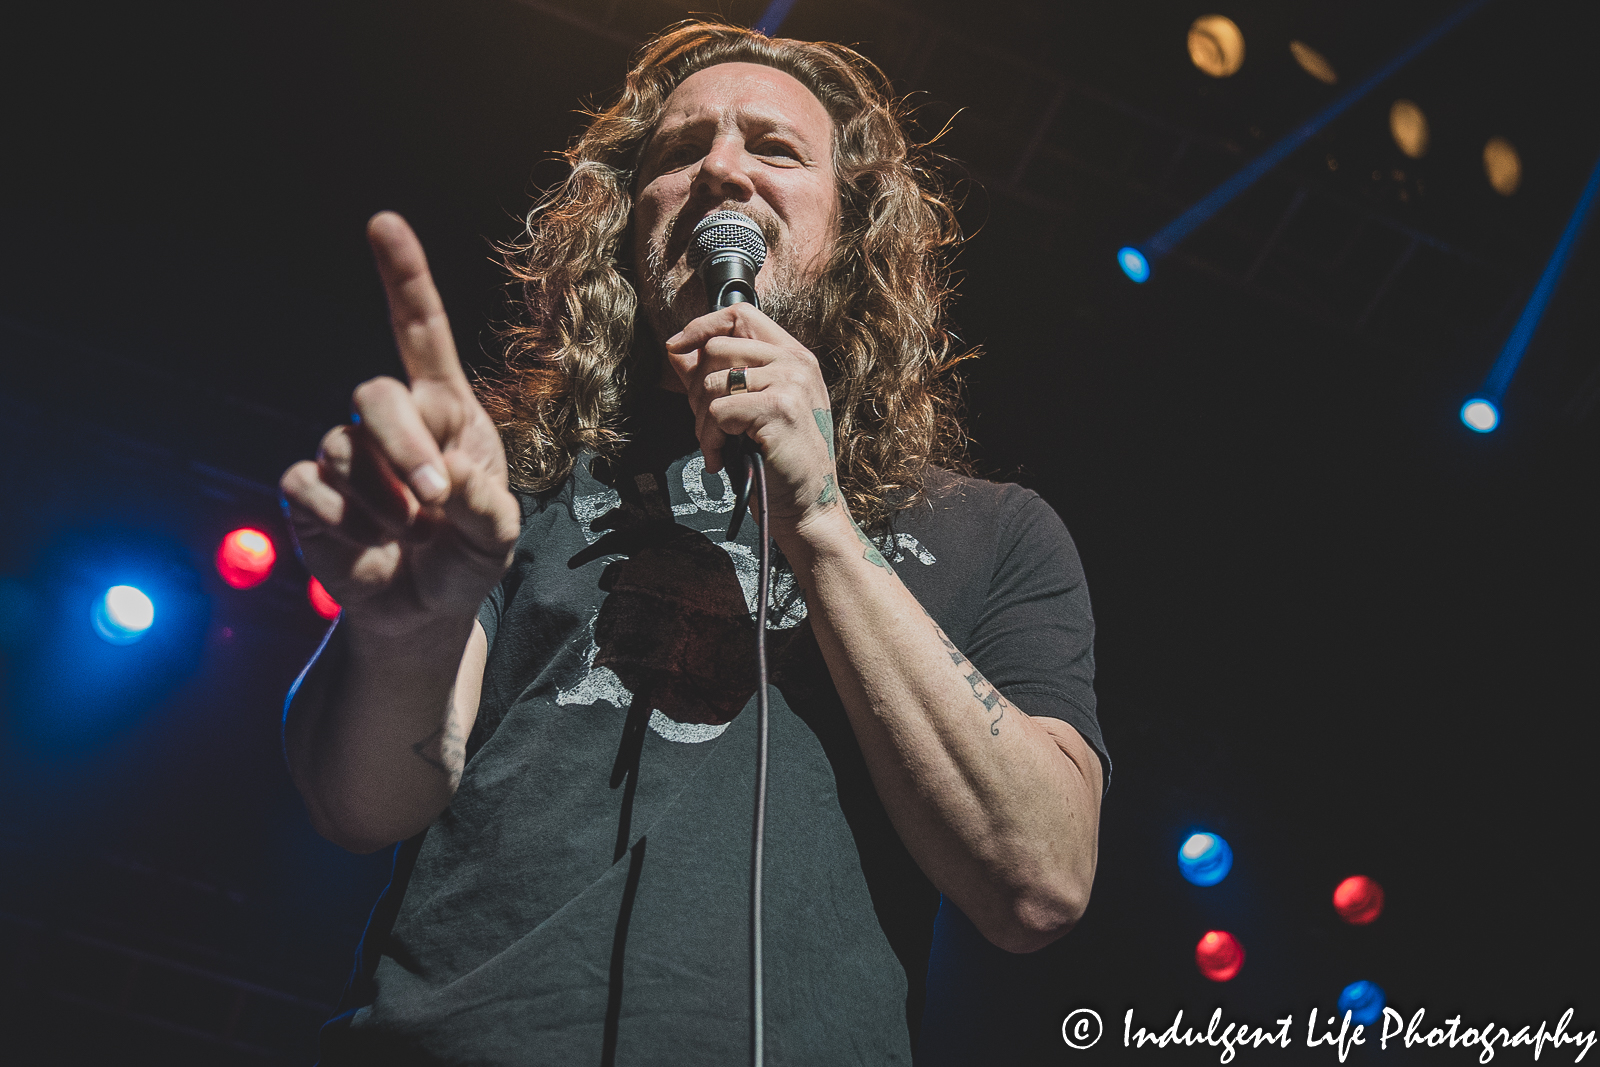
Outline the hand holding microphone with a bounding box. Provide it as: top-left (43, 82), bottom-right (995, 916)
top-left (688, 211), bottom-right (766, 533)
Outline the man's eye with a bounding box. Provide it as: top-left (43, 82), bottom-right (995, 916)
top-left (660, 144), bottom-right (701, 168)
top-left (757, 142), bottom-right (801, 161)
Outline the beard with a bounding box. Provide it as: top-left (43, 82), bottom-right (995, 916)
top-left (636, 206), bottom-right (827, 352)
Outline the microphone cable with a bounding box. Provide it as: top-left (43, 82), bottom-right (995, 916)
top-left (688, 208), bottom-right (774, 1067)
top-left (723, 443), bottom-right (770, 1067)
top-left (747, 450), bottom-right (770, 1067)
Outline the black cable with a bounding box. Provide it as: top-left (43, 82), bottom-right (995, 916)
top-left (748, 450), bottom-right (770, 1067)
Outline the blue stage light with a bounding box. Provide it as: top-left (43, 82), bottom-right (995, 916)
top-left (92, 585), bottom-right (154, 644)
top-left (1461, 399), bottom-right (1499, 433)
top-left (1338, 981), bottom-right (1386, 1027)
top-left (1118, 247), bottom-right (1150, 283)
top-left (1178, 831), bottom-right (1233, 886)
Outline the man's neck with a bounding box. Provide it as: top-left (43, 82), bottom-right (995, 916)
top-left (618, 385), bottom-right (700, 463)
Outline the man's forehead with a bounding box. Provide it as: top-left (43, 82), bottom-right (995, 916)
top-left (653, 62), bottom-right (832, 137)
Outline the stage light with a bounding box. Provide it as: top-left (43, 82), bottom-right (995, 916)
top-left (1333, 875), bottom-right (1385, 924)
top-left (93, 585), bottom-right (154, 644)
top-left (1461, 399), bottom-right (1499, 433)
top-left (1195, 930), bottom-right (1244, 981)
top-left (1484, 137), bottom-right (1522, 196)
top-left (1129, 1), bottom-right (1488, 273)
top-left (1178, 831), bottom-right (1233, 886)
top-left (216, 528), bottom-right (276, 589)
top-left (1290, 40), bottom-right (1338, 84)
top-left (1188, 15), bottom-right (1245, 78)
top-left (1118, 247), bottom-right (1151, 283)
top-left (1338, 981), bottom-right (1386, 1027)
top-left (308, 576), bottom-right (341, 620)
top-left (1390, 99), bottom-right (1430, 159)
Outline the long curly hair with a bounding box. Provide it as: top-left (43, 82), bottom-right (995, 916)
top-left (484, 20), bottom-right (974, 529)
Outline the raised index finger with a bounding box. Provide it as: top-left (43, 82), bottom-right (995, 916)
top-left (367, 211), bottom-right (472, 392)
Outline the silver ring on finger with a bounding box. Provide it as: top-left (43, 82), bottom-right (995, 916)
top-left (728, 367), bottom-right (749, 394)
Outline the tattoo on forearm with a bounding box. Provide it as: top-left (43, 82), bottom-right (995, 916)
top-left (966, 669), bottom-right (1008, 736)
top-left (813, 409), bottom-right (836, 460)
top-left (933, 624), bottom-right (965, 666)
top-left (817, 473), bottom-right (838, 508)
top-left (930, 613), bottom-right (1009, 735)
top-left (412, 719), bottom-right (466, 785)
top-left (852, 519), bottom-right (893, 571)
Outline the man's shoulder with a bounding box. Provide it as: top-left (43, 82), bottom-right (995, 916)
top-left (506, 449), bottom-right (602, 516)
top-left (893, 466), bottom-right (1076, 563)
top-left (907, 466), bottom-right (1043, 520)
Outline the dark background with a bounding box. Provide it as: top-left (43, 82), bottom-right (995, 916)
top-left (3, 0), bottom-right (1597, 1062)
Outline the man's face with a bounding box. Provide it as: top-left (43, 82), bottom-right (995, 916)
top-left (633, 61), bottom-right (840, 349)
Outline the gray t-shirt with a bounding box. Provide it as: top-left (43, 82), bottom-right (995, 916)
top-left (319, 397), bottom-right (1105, 1065)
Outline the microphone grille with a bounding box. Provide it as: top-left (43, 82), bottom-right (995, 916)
top-left (687, 211), bottom-right (767, 273)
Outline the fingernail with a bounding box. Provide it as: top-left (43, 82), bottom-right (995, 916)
top-left (665, 330), bottom-right (684, 346)
top-left (412, 463), bottom-right (448, 500)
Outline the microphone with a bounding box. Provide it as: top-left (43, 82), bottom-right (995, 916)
top-left (688, 211), bottom-right (767, 537)
top-left (688, 210), bottom-right (766, 311)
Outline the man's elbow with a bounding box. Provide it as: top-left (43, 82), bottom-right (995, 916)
top-left (307, 805), bottom-right (401, 855)
top-left (978, 879), bottom-right (1092, 954)
top-left (296, 776), bottom-right (427, 855)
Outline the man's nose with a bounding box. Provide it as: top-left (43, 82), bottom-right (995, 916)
top-left (694, 137), bottom-right (755, 202)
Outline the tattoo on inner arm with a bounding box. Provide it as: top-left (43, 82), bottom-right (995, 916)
top-left (930, 614), bottom-right (1010, 735)
top-left (813, 408), bottom-right (836, 460)
top-left (814, 410), bottom-right (841, 510)
top-left (412, 718), bottom-right (467, 785)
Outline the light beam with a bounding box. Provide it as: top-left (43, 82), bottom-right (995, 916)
top-left (1119, 0), bottom-right (1492, 281)
top-left (1464, 147), bottom-right (1600, 431)
top-left (755, 0), bottom-right (797, 36)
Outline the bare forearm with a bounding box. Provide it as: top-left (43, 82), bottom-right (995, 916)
top-left (783, 510), bottom-right (1101, 952)
top-left (285, 613), bottom-right (483, 852)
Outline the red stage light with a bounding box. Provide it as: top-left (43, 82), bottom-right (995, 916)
top-left (308, 577), bottom-right (341, 619)
top-left (216, 528), bottom-right (276, 589)
top-left (1333, 875), bottom-right (1385, 924)
top-left (1195, 930), bottom-right (1244, 981)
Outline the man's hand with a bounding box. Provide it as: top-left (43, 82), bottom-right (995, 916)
top-left (280, 212), bottom-right (521, 636)
top-left (665, 303), bottom-right (841, 543)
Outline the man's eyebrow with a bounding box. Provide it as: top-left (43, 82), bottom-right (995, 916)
top-left (660, 108), bottom-right (823, 141)
top-left (637, 107), bottom-right (831, 179)
top-left (639, 115), bottom-right (707, 165)
top-left (739, 110), bottom-right (825, 148)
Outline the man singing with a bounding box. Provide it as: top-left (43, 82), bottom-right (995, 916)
top-left (280, 20), bottom-right (1107, 1065)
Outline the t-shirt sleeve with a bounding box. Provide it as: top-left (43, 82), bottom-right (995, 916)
top-left (477, 576), bottom-right (507, 652)
top-left (966, 487), bottom-right (1109, 793)
top-left (477, 488), bottom-right (537, 653)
